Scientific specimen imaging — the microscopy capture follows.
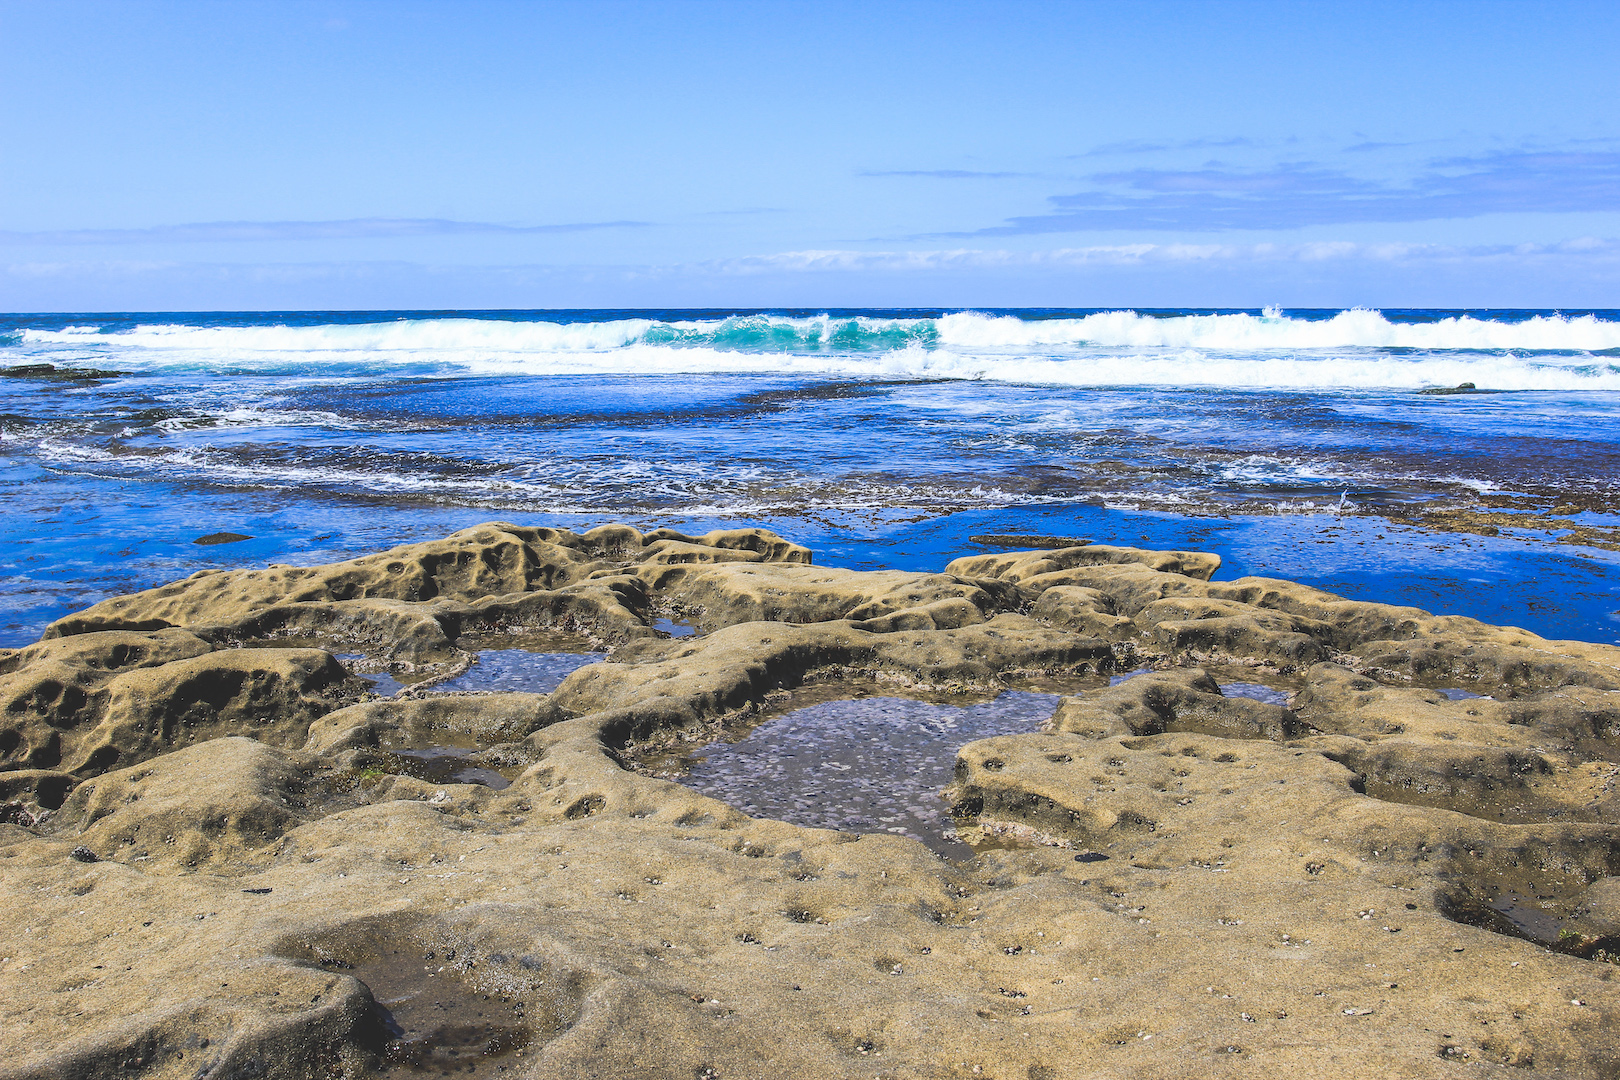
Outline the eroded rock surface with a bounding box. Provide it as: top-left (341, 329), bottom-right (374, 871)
top-left (6, 524), bottom-right (1620, 1078)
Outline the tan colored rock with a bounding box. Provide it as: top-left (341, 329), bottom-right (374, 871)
top-left (1135, 595), bottom-right (1334, 664)
top-left (1048, 668), bottom-right (1301, 742)
top-left (0, 769), bottom-right (74, 826)
top-left (49, 737), bottom-right (310, 871)
top-left (0, 628), bottom-right (214, 678)
top-left (945, 542), bottom-right (1222, 582)
top-left (8, 525), bottom-right (1620, 1079)
top-left (628, 562), bottom-right (1023, 630)
top-left (967, 553), bottom-right (1620, 693)
top-left (44, 522), bottom-right (807, 644)
top-left (302, 691), bottom-right (557, 755)
top-left (1290, 664), bottom-right (1620, 824)
top-left (3, 645), bottom-right (360, 780)
top-left (1029, 584), bottom-right (1135, 639)
top-left (550, 616), bottom-right (1111, 744)
top-left (214, 579), bottom-right (656, 664)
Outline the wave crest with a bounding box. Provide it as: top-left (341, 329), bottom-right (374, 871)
top-left (12, 308), bottom-right (1620, 389)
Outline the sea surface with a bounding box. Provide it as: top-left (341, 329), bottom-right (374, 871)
top-left (4, 307), bottom-right (1620, 647)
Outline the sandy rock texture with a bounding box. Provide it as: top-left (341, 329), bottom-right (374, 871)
top-left (5, 522), bottom-right (1620, 1078)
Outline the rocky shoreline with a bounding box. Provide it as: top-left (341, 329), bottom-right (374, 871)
top-left (5, 522), bottom-right (1620, 1077)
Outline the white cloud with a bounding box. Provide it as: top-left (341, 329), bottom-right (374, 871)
top-left (4, 236), bottom-right (1618, 311)
top-left (701, 237), bottom-right (1620, 275)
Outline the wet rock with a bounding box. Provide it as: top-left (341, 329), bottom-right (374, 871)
top-left (193, 533), bottom-right (253, 546)
top-left (1418, 381), bottom-right (1501, 395)
top-left (0, 363), bottom-right (127, 382)
top-left (968, 533), bottom-right (1091, 549)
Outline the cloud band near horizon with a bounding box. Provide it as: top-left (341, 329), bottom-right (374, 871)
top-left (957, 151), bottom-right (1620, 235)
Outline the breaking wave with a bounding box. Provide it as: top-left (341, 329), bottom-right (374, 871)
top-left (12, 308), bottom-right (1620, 390)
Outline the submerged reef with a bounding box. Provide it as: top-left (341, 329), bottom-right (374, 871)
top-left (5, 523), bottom-right (1620, 1077)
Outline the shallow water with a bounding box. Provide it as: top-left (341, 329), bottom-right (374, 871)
top-left (1213, 682), bottom-right (1292, 706)
top-left (5, 307), bottom-right (1620, 646)
top-left (299, 934), bottom-right (538, 1076)
top-left (674, 691), bottom-right (1063, 859)
top-left (1110, 670), bottom-right (1294, 706)
top-left (434, 650), bottom-right (605, 695)
top-left (384, 747), bottom-right (511, 790)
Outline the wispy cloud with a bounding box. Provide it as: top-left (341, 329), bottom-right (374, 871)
top-left (1343, 138), bottom-right (1440, 153)
top-left (1073, 136), bottom-right (1268, 158)
top-left (959, 151), bottom-right (1620, 234)
top-left (706, 237), bottom-right (1620, 274)
top-left (9, 239), bottom-right (1616, 285)
top-left (0, 218), bottom-right (654, 245)
top-left (5, 239), bottom-right (1616, 311)
top-left (860, 169), bottom-right (1039, 180)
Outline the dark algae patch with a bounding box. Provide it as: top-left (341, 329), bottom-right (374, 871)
top-left (969, 534), bottom-right (1091, 549)
top-left (193, 532), bottom-right (254, 546)
top-left (1417, 381), bottom-right (1504, 395)
top-left (0, 362), bottom-right (127, 382)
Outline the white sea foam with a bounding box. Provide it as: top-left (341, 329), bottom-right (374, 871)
top-left (150, 407), bottom-right (377, 433)
top-left (28, 435), bottom-right (1078, 515)
top-left (16, 309), bottom-right (1620, 390)
top-left (934, 309), bottom-right (1620, 351)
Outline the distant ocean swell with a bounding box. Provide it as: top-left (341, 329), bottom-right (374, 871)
top-left (15, 309), bottom-right (1620, 390)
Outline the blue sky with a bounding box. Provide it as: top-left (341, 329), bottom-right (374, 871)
top-left (2, 0), bottom-right (1617, 310)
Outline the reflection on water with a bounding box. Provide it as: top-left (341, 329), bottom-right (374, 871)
top-left (341, 648), bottom-right (603, 699)
top-left (1218, 681), bottom-right (1292, 706)
top-left (434, 650), bottom-right (605, 694)
top-left (385, 746), bottom-right (511, 790)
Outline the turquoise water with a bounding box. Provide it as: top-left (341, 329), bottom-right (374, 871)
top-left (4, 307), bottom-right (1620, 646)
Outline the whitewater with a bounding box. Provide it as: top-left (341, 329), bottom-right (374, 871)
top-left (15, 308), bottom-right (1620, 390)
top-left (4, 306), bottom-right (1620, 648)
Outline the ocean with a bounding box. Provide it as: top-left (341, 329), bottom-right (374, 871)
top-left (3, 306), bottom-right (1620, 647)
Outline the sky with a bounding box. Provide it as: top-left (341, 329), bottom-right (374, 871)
top-left (1, 0), bottom-right (1618, 311)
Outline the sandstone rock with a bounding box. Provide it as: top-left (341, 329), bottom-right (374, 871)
top-left (7, 524), bottom-right (1620, 1079)
top-left (47, 737), bottom-right (311, 871)
top-left (1029, 584), bottom-right (1136, 639)
top-left (2, 645), bottom-right (362, 780)
top-left (1050, 668), bottom-right (1300, 741)
top-left (945, 541), bottom-right (1222, 583)
top-left (627, 562), bottom-right (1023, 630)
